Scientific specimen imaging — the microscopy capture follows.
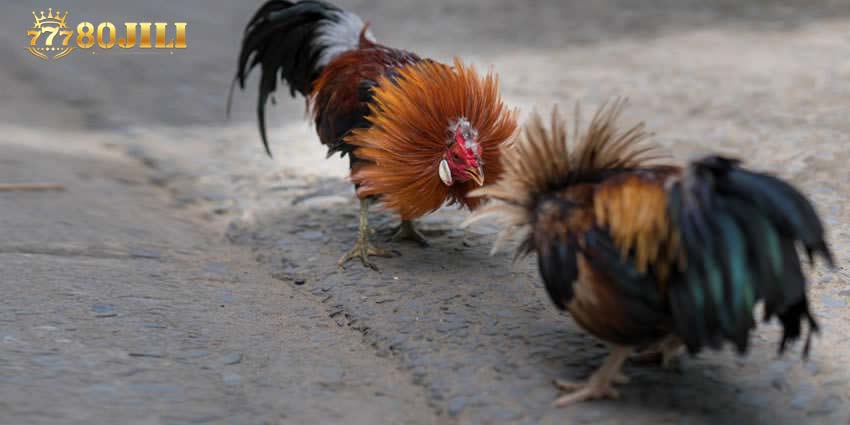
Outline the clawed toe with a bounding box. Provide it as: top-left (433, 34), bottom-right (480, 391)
top-left (553, 372), bottom-right (627, 392)
top-left (338, 239), bottom-right (399, 271)
top-left (552, 346), bottom-right (632, 408)
top-left (367, 245), bottom-right (399, 258)
top-left (390, 220), bottom-right (429, 247)
top-left (552, 383), bottom-right (620, 407)
top-left (337, 199), bottom-right (401, 271)
top-left (553, 378), bottom-right (583, 392)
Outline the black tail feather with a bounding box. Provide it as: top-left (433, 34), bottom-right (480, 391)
top-left (667, 155), bottom-right (831, 357)
top-left (229, 0), bottom-right (356, 157)
top-left (778, 299), bottom-right (819, 358)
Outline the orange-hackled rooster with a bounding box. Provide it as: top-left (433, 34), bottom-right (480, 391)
top-left (228, 0), bottom-right (517, 270)
top-left (466, 100), bottom-right (834, 407)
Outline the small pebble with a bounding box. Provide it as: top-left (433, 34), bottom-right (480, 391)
top-left (91, 304), bottom-right (114, 313)
top-left (221, 352), bottom-right (243, 365)
top-left (447, 396), bottom-right (466, 416)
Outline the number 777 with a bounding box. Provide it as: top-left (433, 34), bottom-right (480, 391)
top-left (27, 27), bottom-right (74, 46)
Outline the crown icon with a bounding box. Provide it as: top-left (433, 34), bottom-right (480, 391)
top-left (31, 8), bottom-right (68, 29)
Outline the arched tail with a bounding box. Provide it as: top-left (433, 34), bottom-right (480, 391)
top-left (228, 0), bottom-right (373, 156)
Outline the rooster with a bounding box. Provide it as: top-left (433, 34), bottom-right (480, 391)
top-left (228, 0), bottom-right (517, 269)
top-left (466, 100), bottom-right (833, 407)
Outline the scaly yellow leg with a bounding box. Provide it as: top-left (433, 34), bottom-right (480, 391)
top-left (337, 199), bottom-right (398, 270)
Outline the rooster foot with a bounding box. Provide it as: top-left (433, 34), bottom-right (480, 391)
top-left (338, 199), bottom-right (400, 271)
top-left (390, 220), bottom-right (429, 247)
top-left (552, 346), bottom-right (632, 407)
top-left (337, 237), bottom-right (398, 271)
top-left (552, 379), bottom-right (621, 407)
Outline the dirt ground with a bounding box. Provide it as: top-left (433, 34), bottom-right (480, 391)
top-left (1, 1), bottom-right (849, 424)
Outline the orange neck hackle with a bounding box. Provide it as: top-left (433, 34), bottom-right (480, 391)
top-left (347, 58), bottom-right (518, 220)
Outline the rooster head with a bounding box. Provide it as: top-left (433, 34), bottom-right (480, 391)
top-left (439, 118), bottom-right (484, 187)
top-left (347, 58), bottom-right (517, 220)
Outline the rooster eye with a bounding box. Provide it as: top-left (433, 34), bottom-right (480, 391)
top-left (453, 153), bottom-right (460, 161)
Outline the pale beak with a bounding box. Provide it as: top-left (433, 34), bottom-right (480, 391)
top-left (466, 166), bottom-right (484, 186)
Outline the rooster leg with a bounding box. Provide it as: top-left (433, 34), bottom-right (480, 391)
top-left (338, 199), bottom-right (398, 270)
top-left (390, 220), bottom-right (429, 247)
top-left (659, 335), bottom-right (684, 368)
top-left (633, 335), bottom-right (684, 368)
top-left (552, 346), bottom-right (632, 407)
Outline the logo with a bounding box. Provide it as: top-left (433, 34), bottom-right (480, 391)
top-left (27, 8), bottom-right (74, 59)
top-left (26, 8), bottom-right (187, 60)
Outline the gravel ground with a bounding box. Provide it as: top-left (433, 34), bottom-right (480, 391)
top-left (1, 1), bottom-right (849, 424)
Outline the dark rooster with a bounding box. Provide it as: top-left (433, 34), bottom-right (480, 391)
top-left (228, 0), bottom-right (517, 269)
top-left (466, 100), bottom-right (833, 407)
